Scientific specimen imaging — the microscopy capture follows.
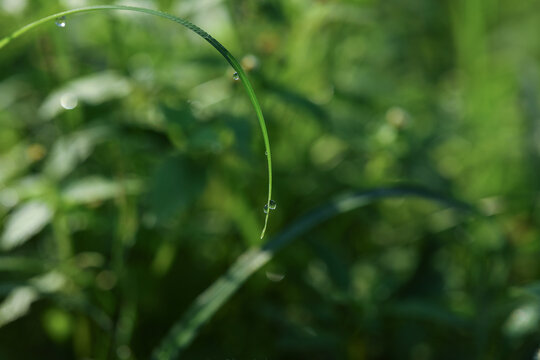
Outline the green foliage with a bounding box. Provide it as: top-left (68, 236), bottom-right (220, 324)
top-left (1, 0), bottom-right (540, 359)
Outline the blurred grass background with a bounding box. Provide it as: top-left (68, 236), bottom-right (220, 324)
top-left (2, 0), bottom-right (540, 358)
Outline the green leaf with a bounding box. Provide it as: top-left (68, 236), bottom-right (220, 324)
top-left (43, 126), bottom-right (112, 180)
top-left (147, 155), bottom-right (207, 223)
top-left (61, 176), bottom-right (142, 205)
top-left (0, 144), bottom-right (31, 186)
top-left (0, 271), bottom-right (66, 328)
top-left (1, 201), bottom-right (54, 251)
top-left (0, 286), bottom-right (38, 327)
top-left (504, 303), bottom-right (540, 338)
top-left (38, 71), bottom-right (132, 120)
top-left (0, 256), bottom-right (48, 273)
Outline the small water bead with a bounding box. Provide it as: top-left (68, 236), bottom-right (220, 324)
top-left (263, 200), bottom-right (277, 214)
top-left (232, 72), bottom-right (239, 81)
top-left (55, 16), bottom-right (66, 28)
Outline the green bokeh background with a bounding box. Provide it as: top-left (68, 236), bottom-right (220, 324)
top-left (1, 0), bottom-right (540, 358)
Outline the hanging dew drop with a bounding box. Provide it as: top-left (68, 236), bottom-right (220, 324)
top-left (232, 72), bottom-right (239, 81)
top-left (55, 16), bottom-right (66, 28)
top-left (263, 200), bottom-right (277, 214)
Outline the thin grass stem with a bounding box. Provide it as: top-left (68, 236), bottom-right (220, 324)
top-left (0, 5), bottom-right (273, 239)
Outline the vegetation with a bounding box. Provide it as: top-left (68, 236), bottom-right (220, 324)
top-left (1, 0), bottom-right (540, 359)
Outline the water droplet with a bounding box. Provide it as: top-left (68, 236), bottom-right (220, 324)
top-left (265, 151), bottom-right (268, 156)
top-left (232, 72), bottom-right (239, 81)
top-left (263, 200), bottom-right (277, 214)
top-left (55, 16), bottom-right (66, 28)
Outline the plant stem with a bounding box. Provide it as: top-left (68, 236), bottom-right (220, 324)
top-left (0, 4), bottom-right (273, 239)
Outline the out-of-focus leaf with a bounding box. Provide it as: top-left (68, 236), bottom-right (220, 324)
top-left (223, 115), bottom-right (252, 159)
top-left (188, 77), bottom-right (231, 116)
top-left (43, 126), bottom-right (113, 180)
top-left (0, 271), bottom-right (66, 328)
top-left (61, 176), bottom-right (142, 205)
top-left (308, 239), bottom-right (350, 292)
top-left (162, 105), bottom-right (197, 148)
top-left (162, 105), bottom-right (233, 153)
top-left (0, 176), bottom-right (52, 212)
top-left (384, 300), bottom-right (468, 328)
top-left (0, 188), bottom-right (19, 210)
top-left (0, 144), bottom-right (31, 186)
top-left (38, 71), bottom-right (132, 120)
top-left (189, 126), bottom-right (226, 152)
top-left (504, 303), bottom-right (540, 338)
top-left (0, 76), bottom-right (29, 109)
top-left (0, 256), bottom-right (48, 272)
top-left (0, 286), bottom-right (38, 327)
top-left (1, 201), bottom-right (54, 251)
top-left (147, 155), bottom-right (207, 223)
top-left (31, 271), bottom-right (66, 293)
top-left (512, 283), bottom-right (540, 301)
top-left (263, 78), bottom-right (328, 121)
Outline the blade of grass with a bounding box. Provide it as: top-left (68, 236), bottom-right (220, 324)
top-left (0, 5), bottom-right (273, 239)
top-left (152, 186), bottom-right (478, 360)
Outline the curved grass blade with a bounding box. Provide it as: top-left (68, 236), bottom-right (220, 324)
top-left (0, 5), bottom-right (273, 239)
top-left (152, 186), bottom-right (478, 359)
